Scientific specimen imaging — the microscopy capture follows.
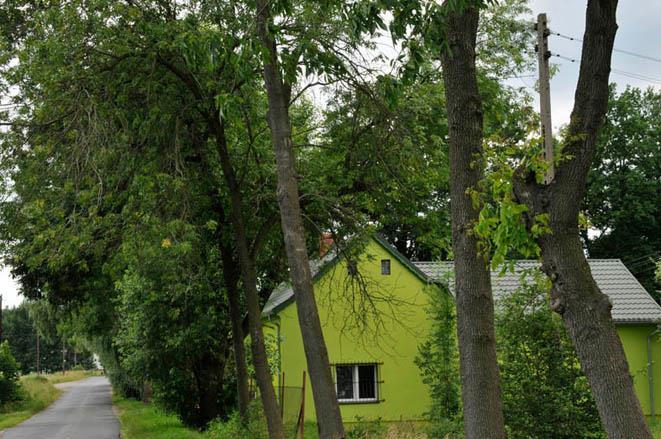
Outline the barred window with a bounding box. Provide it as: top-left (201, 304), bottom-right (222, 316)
top-left (335, 364), bottom-right (378, 403)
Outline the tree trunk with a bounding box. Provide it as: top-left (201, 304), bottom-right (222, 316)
top-left (255, 2), bottom-right (345, 438)
top-left (439, 6), bottom-right (506, 439)
top-left (212, 120), bottom-right (285, 439)
top-left (513, 1), bottom-right (651, 438)
top-left (218, 242), bottom-right (251, 421)
top-left (194, 347), bottom-right (228, 426)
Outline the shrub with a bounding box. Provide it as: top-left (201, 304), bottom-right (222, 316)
top-left (496, 272), bottom-right (604, 438)
top-left (414, 286), bottom-right (463, 438)
top-left (346, 417), bottom-right (385, 438)
top-left (207, 401), bottom-right (267, 439)
top-left (0, 341), bottom-right (22, 405)
top-left (418, 272), bottom-right (605, 438)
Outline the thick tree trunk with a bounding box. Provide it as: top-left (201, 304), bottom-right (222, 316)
top-left (255, 2), bottom-right (345, 438)
top-left (218, 243), bottom-right (251, 421)
top-left (213, 120), bottom-right (285, 438)
top-left (439, 6), bottom-right (506, 439)
top-left (513, 1), bottom-right (651, 438)
top-left (194, 348), bottom-right (228, 426)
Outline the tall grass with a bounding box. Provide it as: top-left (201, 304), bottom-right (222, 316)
top-left (650, 420), bottom-right (661, 439)
top-left (44, 369), bottom-right (102, 385)
top-left (0, 375), bottom-right (61, 430)
top-left (113, 395), bottom-right (205, 439)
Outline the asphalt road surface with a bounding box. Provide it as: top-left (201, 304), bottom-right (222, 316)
top-left (1, 376), bottom-right (120, 439)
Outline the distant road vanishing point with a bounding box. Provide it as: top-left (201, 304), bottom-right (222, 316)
top-left (1, 376), bottom-right (120, 439)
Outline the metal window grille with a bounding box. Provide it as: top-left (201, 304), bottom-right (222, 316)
top-left (334, 364), bottom-right (379, 403)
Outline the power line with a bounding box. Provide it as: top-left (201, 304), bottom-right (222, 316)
top-left (550, 52), bottom-right (661, 85)
top-left (550, 30), bottom-right (661, 64)
top-left (622, 252), bottom-right (660, 264)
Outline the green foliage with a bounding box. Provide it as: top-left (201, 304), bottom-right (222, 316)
top-left (0, 341), bottom-right (21, 404)
top-left (113, 395), bottom-right (205, 439)
top-left (415, 287), bottom-right (462, 438)
top-left (0, 374), bottom-right (62, 430)
top-left (420, 273), bottom-right (605, 438)
top-left (2, 303), bottom-right (95, 374)
top-left (584, 86), bottom-right (661, 297)
top-left (207, 402), bottom-right (268, 439)
top-left (345, 417), bottom-right (385, 438)
top-left (497, 271), bottom-right (604, 438)
top-left (311, 77), bottom-right (452, 260)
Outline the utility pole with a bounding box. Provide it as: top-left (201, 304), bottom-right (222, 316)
top-left (62, 339), bottom-right (66, 375)
top-left (0, 294), bottom-right (3, 342)
top-left (536, 13), bottom-right (555, 183)
top-left (36, 331), bottom-right (40, 374)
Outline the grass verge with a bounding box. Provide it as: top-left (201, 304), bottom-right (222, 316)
top-left (45, 369), bottom-right (103, 385)
top-left (650, 420), bottom-right (661, 439)
top-left (112, 395), bottom-right (204, 439)
top-left (0, 375), bottom-right (61, 430)
top-left (0, 370), bottom-right (101, 431)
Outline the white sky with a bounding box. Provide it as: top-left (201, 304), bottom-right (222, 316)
top-left (1, 1), bottom-right (659, 309)
top-left (525, 0), bottom-right (661, 129)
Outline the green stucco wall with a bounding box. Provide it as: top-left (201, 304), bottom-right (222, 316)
top-left (265, 238), bottom-right (437, 423)
top-left (265, 237), bottom-right (661, 422)
top-left (617, 324), bottom-right (661, 416)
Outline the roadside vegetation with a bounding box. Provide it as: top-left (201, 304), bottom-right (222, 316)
top-left (0, 344), bottom-right (100, 432)
top-left (0, 375), bottom-right (60, 430)
top-left (114, 395), bottom-right (424, 439)
top-left (113, 395), bottom-right (205, 439)
top-left (44, 369), bottom-right (103, 385)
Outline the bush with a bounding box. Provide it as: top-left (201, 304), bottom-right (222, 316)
top-left (346, 417), bottom-right (385, 438)
top-left (418, 273), bottom-right (604, 438)
top-left (415, 287), bottom-right (463, 438)
top-left (207, 401), bottom-right (267, 439)
top-left (496, 272), bottom-right (604, 439)
top-left (0, 341), bottom-right (21, 405)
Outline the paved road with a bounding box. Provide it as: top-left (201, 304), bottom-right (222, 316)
top-left (1, 376), bottom-right (120, 439)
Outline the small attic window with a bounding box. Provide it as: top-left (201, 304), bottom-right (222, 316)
top-left (381, 259), bottom-right (391, 275)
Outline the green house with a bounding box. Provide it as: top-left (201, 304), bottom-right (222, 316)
top-left (262, 235), bottom-right (661, 423)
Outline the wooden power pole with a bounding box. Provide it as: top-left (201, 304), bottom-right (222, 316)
top-left (36, 331), bottom-right (40, 374)
top-left (536, 13), bottom-right (555, 183)
top-left (62, 339), bottom-right (66, 375)
top-left (0, 294), bottom-right (3, 342)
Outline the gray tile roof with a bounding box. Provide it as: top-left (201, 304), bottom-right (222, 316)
top-left (414, 259), bottom-right (661, 324)
top-left (262, 233), bottom-right (661, 324)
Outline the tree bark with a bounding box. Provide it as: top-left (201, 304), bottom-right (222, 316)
top-left (513, 1), bottom-right (651, 438)
top-left (255, 2), bottom-right (345, 438)
top-left (212, 119), bottom-right (285, 438)
top-left (439, 6), bottom-right (506, 439)
top-left (218, 240), bottom-right (251, 421)
top-left (193, 346), bottom-right (229, 426)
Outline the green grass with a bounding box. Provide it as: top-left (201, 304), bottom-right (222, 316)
top-left (113, 395), bottom-right (205, 439)
top-left (0, 370), bottom-right (101, 431)
top-left (650, 420), bottom-right (661, 439)
top-left (44, 369), bottom-right (103, 385)
top-left (0, 375), bottom-right (62, 430)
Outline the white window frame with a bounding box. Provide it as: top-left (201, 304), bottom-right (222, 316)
top-left (335, 364), bottom-right (378, 403)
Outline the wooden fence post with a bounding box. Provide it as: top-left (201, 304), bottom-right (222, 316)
top-left (299, 371), bottom-right (306, 438)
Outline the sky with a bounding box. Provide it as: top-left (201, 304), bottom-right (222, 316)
top-left (524, 0), bottom-right (661, 128)
top-left (1, 1), bottom-right (660, 309)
